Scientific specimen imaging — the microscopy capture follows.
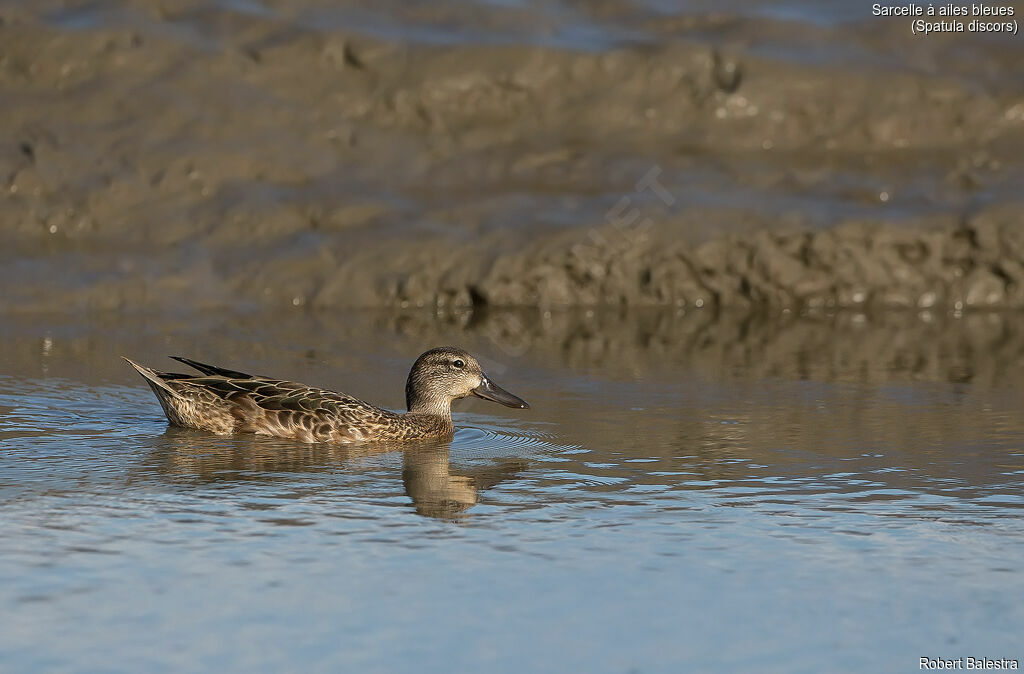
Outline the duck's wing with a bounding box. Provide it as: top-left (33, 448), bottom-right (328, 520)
top-left (182, 375), bottom-right (400, 442)
top-left (126, 357), bottom-right (406, 442)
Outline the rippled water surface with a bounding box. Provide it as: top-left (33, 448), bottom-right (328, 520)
top-left (2, 310), bottom-right (1023, 672)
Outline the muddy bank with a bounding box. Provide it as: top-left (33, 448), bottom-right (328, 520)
top-left (391, 210), bottom-right (1024, 311)
top-left (1, 1), bottom-right (1023, 313)
top-left (6, 206), bottom-right (1024, 313)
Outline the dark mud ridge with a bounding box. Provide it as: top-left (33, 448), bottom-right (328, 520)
top-left (401, 215), bottom-right (1024, 313)
top-left (7, 215), bottom-right (1023, 314)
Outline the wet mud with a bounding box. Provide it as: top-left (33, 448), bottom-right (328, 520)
top-left (1, 0), bottom-right (1023, 313)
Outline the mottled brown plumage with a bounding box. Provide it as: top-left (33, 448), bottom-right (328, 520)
top-left (124, 347), bottom-right (529, 443)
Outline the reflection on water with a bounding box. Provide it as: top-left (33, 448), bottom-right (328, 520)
top-left (147, 428), bottom-right (529, 521)
top-left (1, 309), bottom-right (1023, 672)
top-left (6, 307), bottom-right (1024, 386)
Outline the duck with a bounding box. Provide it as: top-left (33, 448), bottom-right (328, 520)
top-left (124, 346), bottom-right (529, 443)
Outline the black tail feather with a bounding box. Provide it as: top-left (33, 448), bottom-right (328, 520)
top-left (170, 356), bottom-right (254, 379)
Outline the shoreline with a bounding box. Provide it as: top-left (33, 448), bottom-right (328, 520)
top-left (2, 1), bottom-right (1022, 313)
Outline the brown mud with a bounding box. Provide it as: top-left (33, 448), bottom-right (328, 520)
top-left (1, 0), bottom-right (1023, 313)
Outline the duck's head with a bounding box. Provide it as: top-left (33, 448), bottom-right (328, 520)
top-left (405, 347), bottom-right (530, 416)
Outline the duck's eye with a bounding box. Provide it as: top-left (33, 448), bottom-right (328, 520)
top-left (452, 359), bottom-right (465, 369)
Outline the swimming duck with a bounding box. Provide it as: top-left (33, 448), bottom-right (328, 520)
top-left (124, 347), bottom-right (529, 443)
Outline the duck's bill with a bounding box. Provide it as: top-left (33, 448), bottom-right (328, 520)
top-left (473, 374), bottom-right (530, 409)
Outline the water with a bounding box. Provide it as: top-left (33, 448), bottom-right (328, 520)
top-left (44, 0), bottom-right (869, 50)
top-left (1, 310), bottom-right (1022, 672)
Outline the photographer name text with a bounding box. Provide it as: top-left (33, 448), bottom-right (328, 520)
top-left (920, 657), bottom-right (1019, 670)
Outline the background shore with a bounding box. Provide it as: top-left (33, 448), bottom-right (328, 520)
top-left (2, 0), bottom-right (1023, 313)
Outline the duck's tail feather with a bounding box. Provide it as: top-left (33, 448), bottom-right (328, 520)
top-left (169, 356), bottom-right (254, 379)
top-left (122, 357), bottom-right (179, 396)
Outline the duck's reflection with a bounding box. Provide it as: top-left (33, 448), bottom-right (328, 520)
top-left (146, 428), bottom-right (526, 520)
top-left (402, 445), bottom-right (477, 519)
top-left (401, 445), bottom-right (527, 519)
